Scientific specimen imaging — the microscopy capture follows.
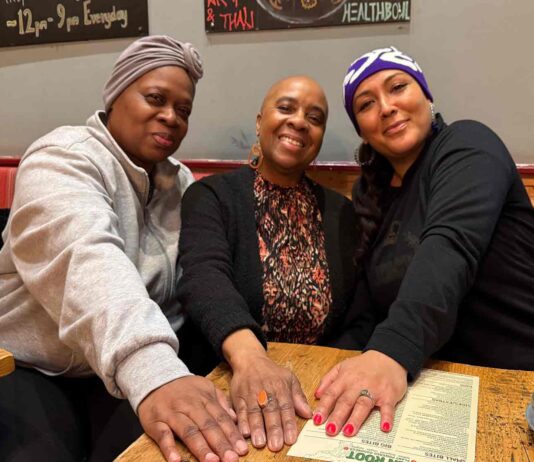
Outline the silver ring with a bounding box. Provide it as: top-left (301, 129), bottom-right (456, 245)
top-left (358, 389), bottom-right (376, 407)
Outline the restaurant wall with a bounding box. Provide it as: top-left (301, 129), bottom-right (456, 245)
top-left (0, 0), bottom-right (532, 162)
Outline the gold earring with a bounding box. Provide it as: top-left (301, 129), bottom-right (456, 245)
top-left (248, 138), bottom-right (263, 170)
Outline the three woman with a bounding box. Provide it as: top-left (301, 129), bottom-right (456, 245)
top-left (313, 46), bottom-right (534, 438)
top-left (177, 75), bottom-right (359, 452)
top-left (0, 36), bottom-right (247, 462)
top-left (2, 35), bottom-right (531, 460)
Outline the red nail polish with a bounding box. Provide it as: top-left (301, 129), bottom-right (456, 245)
top-left (326, 422), bottom-right (337, 435)
top-left (382, 422), bottom-right (391, 432)
top-left (342, 424), bottom-right (354, 436)
top-left (313, 413), bottom-right (323, 425)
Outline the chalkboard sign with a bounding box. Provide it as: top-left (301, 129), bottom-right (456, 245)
top-left (205, 0), bottom-right (410, 33)
top-left (0, 0), bottom-right (148, 48)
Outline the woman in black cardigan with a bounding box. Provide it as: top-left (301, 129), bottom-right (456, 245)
top-left (178, 76), bottom-right (359, 453)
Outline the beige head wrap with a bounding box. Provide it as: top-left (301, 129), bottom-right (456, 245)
top-left (103, 35), bottom-right (204, 110)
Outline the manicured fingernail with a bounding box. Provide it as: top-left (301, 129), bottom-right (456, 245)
top-left (252, 433), bottom-right (266, 447)
top-left (286, 430), bottom-right (297, 445)
top-left (236, 439), bottom-right (248, 454)
top-left (169, 452), bottom-right (180, 462)
top-left (223, 450), bottom-right (238, 462)
top-left (343, 423), bottom-right (355, 436)
top-left (204, 452), bottom-right (219, 462)
top-left (326, 422), bottom-right (337, 435)
top-left (269, 436), bottom-right (283, 451)
top-left (313, 412), bottom-right (323, 425)
top-left (381, 422), bottom-right (391, 432)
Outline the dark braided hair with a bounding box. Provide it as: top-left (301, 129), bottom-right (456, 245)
top-left (352, 143), bottom-right (393, 273)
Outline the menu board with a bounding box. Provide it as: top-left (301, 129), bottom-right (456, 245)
top-left (0, 0), bottom-right (148, 47)
top-left (205, 0), bottom-right (411, 33)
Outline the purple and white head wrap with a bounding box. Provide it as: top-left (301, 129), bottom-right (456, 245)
top-left (343, 46), bottom-right (432, 134)
top-left (103, 35), bottom-right (204, 111)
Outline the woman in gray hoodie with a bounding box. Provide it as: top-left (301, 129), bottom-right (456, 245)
top-left (0, 36), bottom-right (246, 462)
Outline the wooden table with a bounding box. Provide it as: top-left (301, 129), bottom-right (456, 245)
top-left (0, 348), bottom-right (15, 377)
top-left (116, 343), bottom-right (534, 462)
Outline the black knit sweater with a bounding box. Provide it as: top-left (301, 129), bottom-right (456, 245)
top-left (177, 166), bottom-right (359, 356)
top-left (348, 116), bottom-right (534, 376)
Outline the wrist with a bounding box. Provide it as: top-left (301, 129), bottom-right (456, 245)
top-left (365, 349), bottom-right (408, 376)
top-left (222, 328), bottom-right (267, 371)
top-left (231, 349), bottom-right (269, 372)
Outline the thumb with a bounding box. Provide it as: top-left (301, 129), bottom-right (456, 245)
top-left (315, 363), bottom-right (340, 398)
top-left (291, 376), bottom-right (312, 418)
top-left (215, 386), bottom-right (237, 422)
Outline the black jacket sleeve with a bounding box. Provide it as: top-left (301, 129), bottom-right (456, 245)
top-left (365, 120), bottom-right (515, 378)
top-left (177, 180), bottom-right (266, 357)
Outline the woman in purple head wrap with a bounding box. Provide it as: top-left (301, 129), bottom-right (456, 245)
top-left (0, 36), bottom-right (248, 462)
top-left (310, 46), bottom-right (534, 439)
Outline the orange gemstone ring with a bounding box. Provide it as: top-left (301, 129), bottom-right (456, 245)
top-left (257, 389), bottom-right (270, 408)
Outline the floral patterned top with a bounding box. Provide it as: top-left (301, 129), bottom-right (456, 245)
top-left (254, 172), bottom-right (333, 344)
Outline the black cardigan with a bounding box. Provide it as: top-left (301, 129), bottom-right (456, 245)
top-left (177, 166), bottom-right (358, 356)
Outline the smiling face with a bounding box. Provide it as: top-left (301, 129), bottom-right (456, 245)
top-left (256, 76), bottom-right (328, 186)
top-left (353, 69), bottom-right (432, 178)
top-left (107, 66), bottom-right (194, 172)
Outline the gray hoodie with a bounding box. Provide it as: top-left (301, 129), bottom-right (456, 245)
top-left (0, 111), bottom-right (194, 411)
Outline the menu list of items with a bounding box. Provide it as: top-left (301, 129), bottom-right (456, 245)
top-left (288, 369), bottom-right (479, 462)
top-left (1, 0), bottom-right (148, 47)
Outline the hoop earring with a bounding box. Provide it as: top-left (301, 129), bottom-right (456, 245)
top-left (354, 144), bottom-right (375, 167)
top-left (248, 140), bottom-right (263, 170)
top-left (430, 102), bottom-right (438, 131)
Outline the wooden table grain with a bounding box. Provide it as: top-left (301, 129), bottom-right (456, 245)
top-left (116, 343), bottom-right (534, 462)
top-left (0, 348), bottom-right (15, 377)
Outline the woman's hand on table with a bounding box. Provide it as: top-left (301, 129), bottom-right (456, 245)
top-left (138, 375), bottom-right (248, 462)
top-left (313, 350), bottom-right (407, 437)
top-left (222, 329), bottom-right (312, 452)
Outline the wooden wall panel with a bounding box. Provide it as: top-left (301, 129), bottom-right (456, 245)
top-left (1, 158), bottom-right (533, 206)
top-left (187, 161), bottom-right (534, 204)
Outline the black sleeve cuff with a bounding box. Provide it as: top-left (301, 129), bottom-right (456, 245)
top-left (205, 312), bottom-right (268, 359)
top-left (364, 327), bottom-right (424, 381)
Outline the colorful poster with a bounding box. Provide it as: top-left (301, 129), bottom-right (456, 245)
top-left (204, 0), bottom-right (411, 33)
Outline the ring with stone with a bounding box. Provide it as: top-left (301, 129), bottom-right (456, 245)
top-left (358, 389), bottom-right (376, 407)
top-left (257, 389), bottom-right (271, 408)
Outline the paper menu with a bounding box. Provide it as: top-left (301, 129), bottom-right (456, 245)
top-left (288, 368), bottom-right (479, 462)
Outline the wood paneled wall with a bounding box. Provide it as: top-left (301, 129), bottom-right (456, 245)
top-left (1, 158), bottom-right (534, 206)
top-left (185, 160), bottom-right (534, 204)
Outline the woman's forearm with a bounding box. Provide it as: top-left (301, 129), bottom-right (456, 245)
top-left (222, 328), bottom-right (268, 371)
